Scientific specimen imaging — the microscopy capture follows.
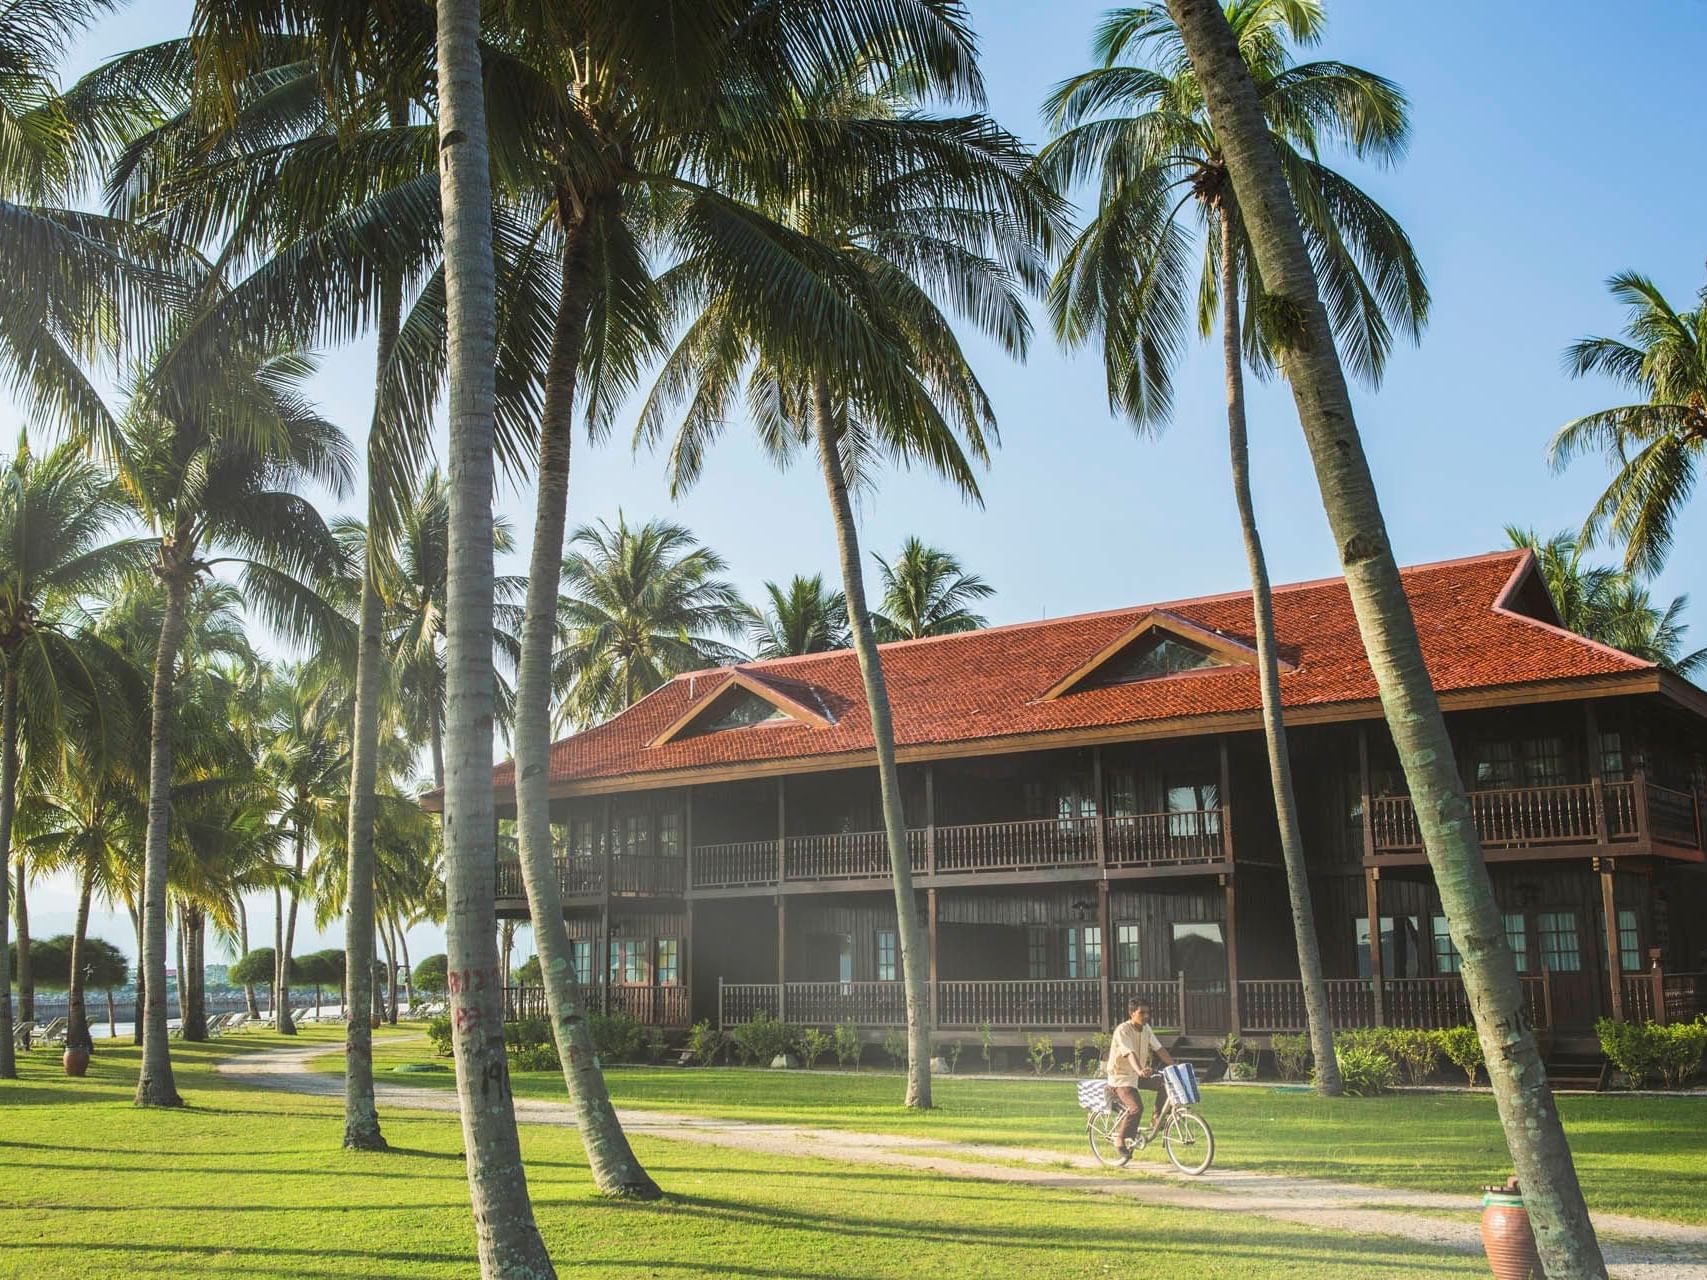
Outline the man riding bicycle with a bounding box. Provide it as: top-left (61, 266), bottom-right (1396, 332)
top-left (1106, 998), bottom-right (1175, 1163)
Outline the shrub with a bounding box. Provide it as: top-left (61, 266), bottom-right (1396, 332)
top-left (1332, 1045), bottom-right (1396, 1096)
top-left (588, 1011), bottom-right (649, 1063)
top-left (799, 1027), bottom-right (832, 1069)
top-left (511, 1043), bottom-right (559, 1072)
top-left (942, 1040), bottom-right (962, 1074)
top-left (426, 1013), bottom-right (454, 1057)
top-left (1389, 1028), bottom-right (1440, 1085)
top-left (687, 1019), bottom-right (729, 1066)
top-left (881, 1028), bottom-right (907, 1069)
top-left (832, 1022), bottom-right (862, 1068)
top-left (1026, 1033), bottom-right (1055, 1076)
top-left (1600, 1017), bottom-right (1707, 1089)
top-left (1270, 1033), bottom-right (1311, 1081)
top-left (1656, 1019), bottom-right (1707, 1089)
top-left (978, 1020), bottom-right (994, 1070)
top-left (502, 1016), bottom-right (559, 1071)
top-left (412, 953), bottom-right (449, 996)
top-left (1436, 1026), bottom-right (1484, 1086)
top-left (730, 1012), bottom-right (801, 1065)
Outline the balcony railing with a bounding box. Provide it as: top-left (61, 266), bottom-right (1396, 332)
top-left (495, 856), bottom-right (602, 899)
top-left (1106, 810), bottom-right (1223, 867)
top-left (936, 817), bottom-right (1099, 873)
top-left (503, 983), bottom-right (689, 1026)
top-left (1622, 969), bottom-right (1703, 1024)
top-left (1370, 780), bottom-right (1670, 854)
top-left (783, 830), bottom-right (927, 881)
top-left (691, 839), bottom-right (778, 890)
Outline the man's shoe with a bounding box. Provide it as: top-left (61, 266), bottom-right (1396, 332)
top-left (1115, 1143), bottom-right (1134, 1167)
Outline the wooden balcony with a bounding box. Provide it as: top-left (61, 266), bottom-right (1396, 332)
top-left (1369, 779), bottom-right (1702, 859)
top-left (494, 853), bottom-right (686, 904)
top-left (1621, 969), bottom-right (1703, 1025)
top-left (503, 983), bottom-right (689, 1026)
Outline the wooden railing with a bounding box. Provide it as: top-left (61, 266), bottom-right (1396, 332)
top-left (1647, 784), bottom-right (1702, 849)
top-left (504, 984), bottom-right (688, 1025)
top-left (1105, 810), bottom-right (1223, 867)
top-left (782, 981), bottom-right (911, 1027)
top-left (718, 982), bottom-right (781, 1026)
top-left (1237, 975), bottom-right (1551, 1032)
top-left (692, 839), bottom-right (780, 889)
top-left (1240, 979), bottom-right (1377, 1032)
top-left (1371, 781), bottom-right (1643, 853)
top-left (610, 853), bottom-right (686, 895)
top-left (1624, 967), bottom-right (1703, 1024)
top-left (783, 830), bottom-right (927, 881)
top-left (934, 817), bottom-right (1100, 873)
top-left (495, 857), bottom-right (602, 899)
top-left (937, 978), bottom-right (1102, 1028)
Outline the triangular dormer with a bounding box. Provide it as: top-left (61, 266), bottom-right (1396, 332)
top-left (1038, 610), bottom-right (1278, 700)
top-left (648, 668), bottom-right (834, 748)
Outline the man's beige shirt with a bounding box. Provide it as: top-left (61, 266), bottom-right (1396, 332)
top-left (1105, 1020), bottom-right (1163, 1086)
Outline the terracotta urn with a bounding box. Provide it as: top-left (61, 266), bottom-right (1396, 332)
top-left (1481, 1179), bottom-right (1543, 1280)
top-left (62, 1047), bottom-right (90, 1077)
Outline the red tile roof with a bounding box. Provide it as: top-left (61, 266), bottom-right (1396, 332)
top-left (491, 550), bottom-right (1658, 796)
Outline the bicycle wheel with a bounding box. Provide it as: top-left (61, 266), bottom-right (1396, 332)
top-left (1163, 1109), bottom-right (1214, 1175)
top-left (1087, 1110), bottom-right (1128, 1167)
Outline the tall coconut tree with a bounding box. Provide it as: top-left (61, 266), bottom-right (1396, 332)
top-left (1161, 0), bottom-right (1604, 1271)
top-left (872, 537), bottom-right (992, 641)
top-left (747, 574), bottom-right (849, 658)
top-left (0, 437), bottom-right (149, 1076)
top-left (1549, 271), bottom-right (1707, 578)
top-left (641, 64), bottom-right (1060, 1108)
top-left (1043, 0), bottom-right (1429, 1097)
top-left (551, 516), bottom-right (747, 729)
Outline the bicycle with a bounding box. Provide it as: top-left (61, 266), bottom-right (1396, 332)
top-left (1078, 1074), bottom-right (1215, 1176)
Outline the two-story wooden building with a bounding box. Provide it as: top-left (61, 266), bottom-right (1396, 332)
top-left (475, 550), bottom-right (1707, 1051)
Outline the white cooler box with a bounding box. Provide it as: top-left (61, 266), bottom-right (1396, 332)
top-left (1161, 1061), bottom-right (1201, 1106)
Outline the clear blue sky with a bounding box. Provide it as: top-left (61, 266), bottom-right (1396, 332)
top-left (26, 1), bottom-right (1707, 967)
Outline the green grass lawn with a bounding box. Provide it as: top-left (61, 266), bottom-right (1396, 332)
top-left (0, 1028), bottom-right (1486, 1279)
top-left (339, 1029), bottom-right (1707, 1226)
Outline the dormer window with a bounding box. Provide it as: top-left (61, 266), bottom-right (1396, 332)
top-left (1038, 608), bottom-right (1277, 701)
top-left (648, 667), bottom-right (835, 748)
top-left (689, 689), bottom-right (790, 736)
top-left (1082, 634), bottom-right (1222, 688)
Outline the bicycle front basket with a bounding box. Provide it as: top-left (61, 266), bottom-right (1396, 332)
top-left (1162, 1062), bottom-right (1201, 1106)
top-left (1076, 1078), bottom-right (1113, 1114)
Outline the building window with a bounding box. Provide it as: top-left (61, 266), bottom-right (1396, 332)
top-left (609, 938), bottom-right (647, 985)
top-left (1027, 926), bottom-right (1050, 979)
top-left (623, 813), bottom-right (650, 857)
top-left (569, 939), bottom-right (592, 985)
top-left (1075, 926), bottom-right (1102, 979)
top-left (1431, 915), bottom-right (1462, 974)
top-left (1357, 915), bottom-right (1424, 978)
top-left (1504, 913), bottom-right (1530, 973)
top-left (876, 930), bottom-right (898, 981)
top-left (1474, 740), bottom-right (1517, 789)
top-left (1170, 922), bottom-right (1225, 985)
top-left (1537, 912), bottom-right (1581, 973)
top-left (571, 818), bottom-right (596, 859)
top-left (1598, 731), bottom-right (1626, 783)
top-left (1475, 736), bottom-right (1566, 789)
top-left (1087, 634), bottom-right (1222, 686)
top-left (656, 938), bottom-right (680, 986)
top-left (657, 810), bottom-right (683, 857)
top-left (1617, 909), bottom-right (1640, 973)
top-left (1521, 736), bottom-right (1566, 787)
top-left (1116, 923), bottom-right (1139, 979)
top-left (1106, 771), bottom-right (1137, 818)
top-left (1166, 778), bottom-right (1221, 837)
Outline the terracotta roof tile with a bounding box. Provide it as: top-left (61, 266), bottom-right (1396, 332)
top-left (488, 550), bottom-right (1652, 795)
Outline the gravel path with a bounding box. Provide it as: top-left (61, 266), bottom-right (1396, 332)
top-left (218, 1042), bottom-right (1707, 1279)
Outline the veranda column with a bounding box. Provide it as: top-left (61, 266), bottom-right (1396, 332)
top-left (926, 889), bottom-right (939, 1029)
top-left (1097, 880), bottom-right (1112, 1029)
top-left (1598, 858), bottom-right (1624, 1022)
top-left (1364, 867), bottom-right (1386, 1025)
top-left (775, 895), bottom-right (787, 1022)
top-left (1222, 872), bottom-right (1240, 1038)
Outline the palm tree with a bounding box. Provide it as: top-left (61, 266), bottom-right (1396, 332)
top-left (1549, 271), bottom-right (1707, 577)
top-left (434, 0), bottom-right (554, 1265)
top-left (1161, 1), bottom-right (1604, 1271)
top-left (748, 575), bottom-right (850, 658)
top-left (872, 538), bottom-right (993, 641)
top-left (0, 437), bottom-right (148, 1076)
top-left (1044, 0), bottom-right (1430, 1099)
top-left (641, 63), bottom-right (1059, 1109)
top-left (1505, 528), bottom-right (1705, 675)
top-left (552, 516), bottom-right (747, 729)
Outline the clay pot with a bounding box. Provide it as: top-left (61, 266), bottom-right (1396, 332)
top-left (1481, 1186), bottom-right (1543, 1280)
top-left (62, 1047), bottom-right (90, 1077)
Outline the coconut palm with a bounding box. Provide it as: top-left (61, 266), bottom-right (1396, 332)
top-left (1506, 527), bottom-right (1705, 676)
top-left (1044, 0), bottom-right (1430, 1097)
top-left (0, 437), bottom-right (149, 1076)
top-left (748, 575), bottom-right (850, 658)
top-left (552, 516), bottom-right (747, 729)
top-left (872, 538), bottom-right (993, 641)
top-left (1160, 0), bottom-right (1603, 1269)
top-left (641, 62), bottom-right (1059, 1108)
top-left (1549, 271), bottom-right (1707, 577)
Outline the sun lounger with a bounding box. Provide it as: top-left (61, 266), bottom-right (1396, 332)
top-left (34, 1017), bottom-right (67, 1047)
top-left (207, 1013), bottom-right (237, 1036)
top-left (10, 1020), bottom-right (35, 1049)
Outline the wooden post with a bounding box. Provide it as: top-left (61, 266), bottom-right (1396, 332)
top-left (775, 894), bottom-right (787, 1023)
top-left (927, 889), bottom-right (939, 1026)
top-left (1649, 948), bottom-right (1667, 1026)
top-left (1599, 857), bottom-right (1624, 1021)
top-left (925, 763), bottom-right (937, 876)
top-left (1634, 765), bottom-right (1651, 847)
top-left (1541, 961), bottom-right (1555, 1032)
top-left (1365, 865), bottom-right (1386, 1026)
top-left (1218, 738), bottom-right (1234, 864)
top-left (1097, 880), bottom-right (1112, 1029)
top-left (1177, 970), bottom-right (1188, 1037)
top-left (776, 777), bottom-right (787, 884)
top-left (1092, 746), bottom-right (1108, 867)
top-left (1358, 726), bottom-right (1377, 861)
top-left (1222, 872), bottom-right (1240, 1037)
top-left (684, 785), bottom-right (695, 894)
top-left (717, 976), bottom-right (724, 1030)
top-left (1586, 704), bottom-right (1609, 846)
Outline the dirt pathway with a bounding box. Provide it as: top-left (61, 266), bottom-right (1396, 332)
top-left (218, 1042), bottom-right (1707, 1279)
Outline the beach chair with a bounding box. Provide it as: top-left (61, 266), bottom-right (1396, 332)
top-left (224, 1012), bottom-right (252, 1033)
top-left (206, 1013), bottom-right (235, 1036)
top-left (10, 1020), bottom-right (35, 1050)
top-left (34, 1017), bottom-right (67, 1048)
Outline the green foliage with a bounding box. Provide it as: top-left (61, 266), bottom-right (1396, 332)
top-left (881, 1028), bottom-right (907, 1069)
top-left (730, 1013), bottom-right (801, 1066)
top-left (426, 1014), bottom-right (453, 1057)
top-left (688, 1020), bottom-right (730, 1066)
top-left (512, 955), bottom-right (541, 987)
top-left (1599, 1018), bottom-right (1707, 1089)
top-left (1435, 1026), bottom-right (1484, 1086)
top-left (412, 954), bottom-right (448, 996)
top-left (296, 950), bottom-right (344, 987)
top-left (1271, 1033), bottom-right (1311, 1082)
top-left (1331, 1046), bottom-right (1396, 1096)
top-left (589, 1012), bottom-right (650, 1064)
top-left (228, 948), bottom-right (279, 987)
top-left (978, 1020), bottom-right (994, 1070)
top-left (942, 1041), bottom-right (962, 1074)
top-left (871, 538), bottom-right (993, 641)
top-left (1387, 1029), bottom-right (1441, 1085)
top-left (1655, 1020), bottom-right (1707, 1089)
top-left (832, 1022), bottom-right (862, 1069)
top-left (7, 935), bottom-right (126, 990)
top-left (799, 1027), bottom-right (832, 1069)
top-left (1026, 1034), bottom-right (1055, 1076)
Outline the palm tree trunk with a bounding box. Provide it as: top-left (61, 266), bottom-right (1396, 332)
top-left (511, 212), bottom-right (659, 1198)
top-left (13, 859), bottom-right (29, 1024)
top-left (1166, 2), bottom-right (1602, 1272)
top-left (399, 927), bottom-right (413, 1017)
top-left (182, 906), bottom-right (208, 1041)
top-left (280, 822), bottom-right (305, 1035)
top-left (106, 988), bottom-right (116, 1039)
top-left (66, 864), bottom-right (96, 1052)
top-left (131, 904), bottom-right (143, 1046)
top-left (0, 668), bottom-right (18, 1078)
top-left (381, 919), bottom-right (399, 1025)
top-left (175, 904), bottom-right (188, 1029)
top-left (808, 373), bottom-right (932, 1109)
top-left (436, 0), bottom-right (555, 1267)
top-left (430, 713), bottom-right (445, 794)
top-left (135, 568), bottom-right (190, 1106)
top-left (237, 898), bottom-right (259, 1019)
top-left (273, 885), bottom-right (283, 1020)
top-left (1218, 203), bottom-right (1341, 1096)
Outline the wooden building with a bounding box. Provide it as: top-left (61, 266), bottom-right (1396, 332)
top-left (469, 551), bottom-right (1707, 1050)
